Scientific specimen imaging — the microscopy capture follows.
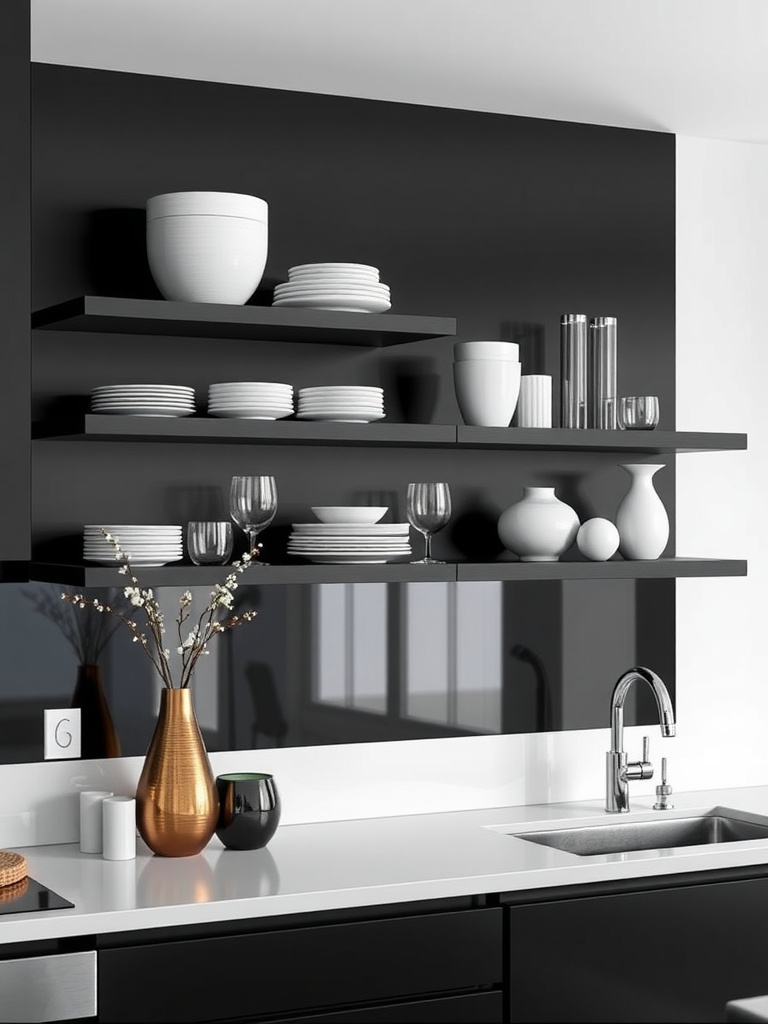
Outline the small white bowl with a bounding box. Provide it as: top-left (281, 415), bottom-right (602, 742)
top-left (454, 341), bottom-right (520, 362)
top-left (311, 506), bottom-right (388, 524)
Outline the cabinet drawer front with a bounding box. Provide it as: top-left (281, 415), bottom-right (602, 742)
top-left (98, 908), bottom-right (502, 1023)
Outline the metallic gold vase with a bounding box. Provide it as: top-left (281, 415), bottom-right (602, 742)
top-left (136, 688), bottom-right (219, 857)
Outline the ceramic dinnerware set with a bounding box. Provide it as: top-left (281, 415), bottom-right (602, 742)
top-left (83, 525), bottom-right (183, 567)
top-left (287, 506), bottom-right (411, 564)
top-left (272, 263), bottom-right (391, 313)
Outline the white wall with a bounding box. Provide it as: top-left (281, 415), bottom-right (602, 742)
top-left (674, 134), bottom-right (768, 789)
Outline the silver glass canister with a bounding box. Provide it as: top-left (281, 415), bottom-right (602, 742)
top-left (560, 313), bottom-right (587, 428)
top-left (588, 315), bottom-right (617, 429)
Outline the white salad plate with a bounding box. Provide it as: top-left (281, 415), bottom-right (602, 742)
top-left (292, 524), bottom-right (407, 534)
top-left (273, 296), bottom-right (391, 313)
top-left (84, 524), bottom-right (182, 532)
top-left (297, 401), bottom-right (384, 409)
top-left (275, 282), bottom-right (390, 295)
top-left (299, 385), bottom-right (383, 394)
top-left (289, 262), bottom-right (379, 275)
top-left (92, 399), bottom-right (195, 408)
top-left (209, 384), bottom-right (293, 394)
top-left (91, 385), bottom-right (195, 394)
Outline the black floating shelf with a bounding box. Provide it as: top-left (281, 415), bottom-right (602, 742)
top-left (32, 416), bottom-right (747, 454)
top-left (31, 296), bottom-right (457, 347)
top-left (27, 562), bottom-right (457, 587)
top-left (456, 426), bottom-right (748, 454)
top-left (28, 558), bottom-right (747, 587)
top-left (457, 558), bottom-right (748, 582)
top-left (32, 416), bottom-right (456, 447)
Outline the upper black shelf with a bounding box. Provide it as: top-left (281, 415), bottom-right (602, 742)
top-left (31, 295), bottom-right (457, 347)
top-left (32, 416), bottom-right (748, 454)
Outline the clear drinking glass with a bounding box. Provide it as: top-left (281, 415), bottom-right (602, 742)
top-left (406, 482), bottom-right (452, 564)
top-left (229, 475), bottom-right (278, 565)
top-left (187, 521), bottom-right (233, 565)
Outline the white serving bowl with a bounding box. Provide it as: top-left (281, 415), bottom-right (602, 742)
top-left (454, 341), bottom-right (520, 362)
top-left (453, 359), bottom-right (521, 427)
top-left (311, 506), bottom-right (388, 524)
top-left (146, 191), bottom-right (268, 304)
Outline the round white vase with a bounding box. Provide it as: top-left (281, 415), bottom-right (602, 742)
top-left (497, 486), bottom-right (580, 562)
top-left (615, 463), bottom-right (669, 559)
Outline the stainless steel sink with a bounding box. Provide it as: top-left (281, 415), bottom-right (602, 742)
top-left (511, 809), bottom-right (768, 857)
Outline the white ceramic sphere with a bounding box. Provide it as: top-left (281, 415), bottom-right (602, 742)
top-left (576, 517), bottom-right (620, 561)
top-left (146, 192), bottom-right (268, 304)
top-left (452, 359), bottom-right (521, 427)
top-left (497, 487), bottom-right (580, 561)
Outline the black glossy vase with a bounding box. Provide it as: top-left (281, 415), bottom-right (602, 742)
top-left (215, 772), bottom-right (281, 851)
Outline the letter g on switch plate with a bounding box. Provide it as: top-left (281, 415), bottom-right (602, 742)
top-left (44, 708), bottom-right (81, 759)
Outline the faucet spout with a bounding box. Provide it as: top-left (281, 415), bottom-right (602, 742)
top-left (606, 666), bottom-right (676, 813)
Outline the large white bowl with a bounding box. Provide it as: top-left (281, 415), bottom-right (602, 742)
top-left (147, 191), bottom-right (268, 304)
top-left (454, 341), bottom-right (520, 362)
top-left (311, 506), bottom-right (388, 524)
top-left (453, 359), bottom-right (521, 427)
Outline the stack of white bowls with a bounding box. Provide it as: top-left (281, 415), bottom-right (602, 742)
top-left (297, 385), bottom-right (385, 423)
top-left (83, 525), bottom-right (184, 567)
top-left (287, 506), bottom-right (411, 564)
top-left (452, 341), bottom-right (522, 427)
top-left (146, 191), bottom-right (268, 305)
top-left (91, 384), bottom-right (196, 417)
top-left (272, 263), bottom-right (391, 313)
top-left (207, 381), bottom-right (294, 420)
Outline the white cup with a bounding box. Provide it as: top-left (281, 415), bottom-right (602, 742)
top-left (102, 796), bottom-right (137, 861)
top-left (517, 374), bottom-right (553, 428)
top-left (453, 341), bottom-right (520, 362)
top-left (453, 359), bottom-right (521, 427)
top-left (79, 790), bottom-right (114, 854)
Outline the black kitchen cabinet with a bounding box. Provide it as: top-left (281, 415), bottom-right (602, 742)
top-left (96, 901), bottom-right (503, 1023)
top-left (503, 868), bottom-right (768, 1023)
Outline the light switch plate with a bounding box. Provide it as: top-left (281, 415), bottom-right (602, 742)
top-left (44, 708), bottom-right (81, 759)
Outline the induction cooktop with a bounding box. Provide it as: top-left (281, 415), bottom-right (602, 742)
top-left (0, 876), bottom-right (73, 916)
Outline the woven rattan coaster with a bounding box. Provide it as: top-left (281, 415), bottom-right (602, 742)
top-left (0, 851), bottom-right (27, 888)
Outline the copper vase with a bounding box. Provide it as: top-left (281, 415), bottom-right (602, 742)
top-left (70, 663), bottom-right (121, 759)
top-left (136, 688), bottom-right (219, 857)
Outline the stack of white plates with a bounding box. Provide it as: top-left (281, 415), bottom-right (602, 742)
top-left (297, 385), bottom-right (385, 423)
top-left (83, 525), bottom-right (184, 566)
top-left (272, 263), bottom-right (391, 313)
top-left (91, 384), bottom-right (196, 417)
top-left (207, 381), bottom-right (294, 419)
top-left (287, 522), bottom-right (411, 564)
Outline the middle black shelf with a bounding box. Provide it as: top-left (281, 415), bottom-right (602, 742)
top-left (32, 416), bottom-right (748, 453)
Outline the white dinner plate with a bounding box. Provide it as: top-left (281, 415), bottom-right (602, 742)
top-left (295, 411), bottom-right (386, 422)
top-left (274, 283), bottom-right (390, 296)
top-left (297, 406), bottom-right (384, 415)
top-left (207, 408), bottom-right (295, 419)
top-left (84, 525), bottom-right (182, 532)
top-left (91, 407), bottom-right (196, 417)
top-left (208, 385), bottom-right (293, 394)
top-left (84, 555), bottom-right (184, 566)
top-left (273, 296), bottom-right (391, 313)
top-left (91, 385), bottom-right (195, 394)
top-left (295, 553), bottom-right (409, 564)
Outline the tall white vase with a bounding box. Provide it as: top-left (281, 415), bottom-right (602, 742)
top-left (615, 464), bottom-right (669, 559)
top-left (497, 486), bottom-right (580, 562)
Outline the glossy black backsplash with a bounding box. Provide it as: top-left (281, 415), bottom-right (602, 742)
top-left (0, 580), bottom-right (673, 763)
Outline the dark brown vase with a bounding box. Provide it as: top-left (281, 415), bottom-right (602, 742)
top-left (70, 663), bottom-right (121, 759)
top-left (136, 688), bottom-right (219, 857)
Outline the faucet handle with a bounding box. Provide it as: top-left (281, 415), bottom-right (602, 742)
top-left (626, 735), bottom-right (654, 781)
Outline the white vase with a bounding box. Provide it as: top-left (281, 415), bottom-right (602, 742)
top-left (497, 486), bottom-right (580, 562)
top-left (615, 464), bottom-right (669, 559)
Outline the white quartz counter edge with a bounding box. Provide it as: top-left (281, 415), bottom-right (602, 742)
top-left (4, 784), bottom-right (768, 945)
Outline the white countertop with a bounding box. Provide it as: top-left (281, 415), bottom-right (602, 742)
top-left (5, 784), bottom-right (768, 945)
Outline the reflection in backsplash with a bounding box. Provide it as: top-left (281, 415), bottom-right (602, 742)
top-left (0, 580), bottom-right (674, 764)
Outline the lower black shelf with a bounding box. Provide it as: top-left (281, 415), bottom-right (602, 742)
top-left (26, 558), bottom-right (748, 587)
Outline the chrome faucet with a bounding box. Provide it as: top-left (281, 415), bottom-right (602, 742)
top-left (606, 666), bottom-right (676, 813)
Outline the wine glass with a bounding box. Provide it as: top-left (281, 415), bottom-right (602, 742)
top-left (406, 482), bottom-right (452, 564)
top-left (229, 475), bottom-right (278, 565)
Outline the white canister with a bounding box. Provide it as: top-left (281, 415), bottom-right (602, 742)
top-left (79, 790), bottom-right (114, 854)
top-left (102, 796), bottom-right (137, 861)
top-left (517, 375), bottom-right (553, 427)
top-left (146, 191), bottom-right (269, 305)
top-left (497, 487), bottom-right (580, 562)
